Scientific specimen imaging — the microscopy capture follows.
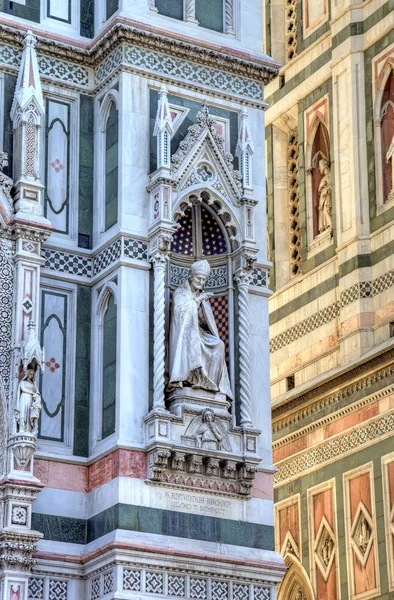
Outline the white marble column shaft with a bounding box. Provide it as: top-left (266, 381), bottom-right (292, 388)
top-left (235, 271), bottom-right (253, 427)
top-left (151, 252), bottom-right (168, 412)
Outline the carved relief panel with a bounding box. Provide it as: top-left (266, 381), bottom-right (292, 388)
top-left (307, 480), bottom-right (339, 600)
top-left (343, 463), bottom-right (380, 600)
top-left (382, 452), bottom-right (394, 592)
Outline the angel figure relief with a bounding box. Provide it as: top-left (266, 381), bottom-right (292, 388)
top-left (184, 408), bottom-right (232, 452)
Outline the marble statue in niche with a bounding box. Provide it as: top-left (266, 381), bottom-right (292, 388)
top-left (322, 535), bottom-right (334, 566)
top-left (318, 158), bottom-right (332, 233)
top-left (184, 408), bottom-right (232, 451)
top-left (168, 259), bottom-right (233, 399)
top-left (356, 514), bottom-right (371, 554)
top-left (0, 151), bottom-right (13, 201)
top-left (15, 367), bottom-right (42, 436)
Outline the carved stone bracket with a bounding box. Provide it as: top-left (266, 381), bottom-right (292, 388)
top-left (146, 446), bottom-right (258, 496)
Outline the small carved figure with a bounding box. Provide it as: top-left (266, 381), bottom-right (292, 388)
top-left (15, 368), bottom-right (41, 436)
top-left (322, 535), bottom-right (333, 566)
top-left (185, 409), bottom-right (232, 452)
top-left (168, 259), bottom-right (233, 398)
top-left (295, 590), bottom-right (305, 600)
top-left (318, 158), bottom-right (332, 233)
top-left (0, 151), bottom-right (13, 201)
top-left (357, 515), bottom-right (370, 553)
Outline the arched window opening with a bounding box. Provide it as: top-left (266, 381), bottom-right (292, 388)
top-left (310, 121), bottom-right (330, 238)
top-left (381, 69), bottom-right (394, 203)
top-left (171, 201), bottom-right (229, 258)
top-left (105, 101), bottom-right (119, 231)
top-left (102, 294), bottom-right (117, 439)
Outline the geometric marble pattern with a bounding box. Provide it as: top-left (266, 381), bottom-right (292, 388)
top-left (251, 267), bottom-right (268, 288)
top-left (170, 264), bottom-right (228, 288)
top-left (254, 586), bottom-right (271, 600)
top-left (0, 240), bottom-right (13, 398)
top-left (210, 294), bottom-right (229, 364)
top-left (168, 575), bottom-right (186, 597)
top-left (41, 248), bottom-right (92, 277)
top-left (275, 411), bottom-right (394, 484)
top-left (49, 580), bottom-right (68, 600)
top-left (190, 578), bottom-right (207, 599)
top-left (201, 206), bottom-right (227, 255)
top-left (232, 584), bottom-right (249, 600)
top-left (212, 580), bottom-right (228, 600)
top-left (122, 45), bottom-right (265, 103)
top-left (121, 568), bottom-right (272, 600)
top-left (103, 571), bottom-right (114, 595)
top-left (28, 577), bottom-right (44, 599)
top-left (124, 237), bottom-right (148, 261)
top-left (270, 301), bottom-right (340, 353)
top-left (95, 47), bottom-right (123, 85)
top-left (93, 239), bottom-right (122, 276)
top-left (146, 572), bottom-right (164, 595)
top-left (123, 570), bottom-right (142, 592)
top-left (91, 577), bottom-right (101, 600)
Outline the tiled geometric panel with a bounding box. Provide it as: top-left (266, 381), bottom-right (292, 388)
top-left (172, 208), bottom-right (194, 255)
top-left (212, 580), bottom-right (228, 600)
top-left (103, 571), bottom-right (114, 595)
top-left (95, 47), bottom-right (123, 84)
top-left (0, 44), bottom-right (21, 69)
top-left (201, 207), bottom-right (227, 255)
top-left (189, 578), bottom-right (207, 599)
top-left (124, 238), bottom-right (148, 261)
top-left (168, 575), bottom-right (186, 597)
top-left (123, 45), bottom-right (265, 102)
top-left (270, 301), bottom-right (340, 354)
top-left (91, 577), bottom-right (101, 600)
top-left (93, 239), bottom-right (122, 275)
top-left (210, 294), bottom-right (229, 364)
top-left (254, 586), bottom-right (270, 600)
top-left (146, 572), bottom-right (164, 594)
top-left (38, 55), bottom-right (89, 87)
top-left (275, 412), bottom-right (394, 484)
top-left (251, 267), bottom-right (268, 288)
top-left (49, 580), bottom-right (68, 600)
top-left (41, 248), bottom-right (92, 277)
top-left (373, 270), bottom-right (394, 295)
top-left (123, 569), bottom-right (141, 591)
top-left (170, 264), bottom-right (228, 288)
top-left (28, 577), bottom-right (44, 599)
top-left (233, 583), bottom-right (250, 600)
top-left (0, 240), bottom-right (13, 398)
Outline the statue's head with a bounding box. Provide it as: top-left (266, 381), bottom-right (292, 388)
top-left (202, 408), bottom-right (214, 422)
top-left (26, 368), bottom-right (35, 381)
top-left (319, 157), bottom-right (329, 175)
top-left (189, 260), bottom-right (210, 292)
top-left (0, 151), bottom-right (8, 169)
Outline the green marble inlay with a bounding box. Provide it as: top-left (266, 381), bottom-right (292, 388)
top-left (155, 0), bottom-right (183, 20)
top-left (80, 0), bottom-right (94, 38)
top-left (196, 0), bottom-right (224, 33)
top-left (105, 102), bottom-right (118, 231)
top-left (74, 286), bottom-right (91, 457)
top-left (0, 0), bottom-right (40, 22)
top-left (106, 0), bottom-right (118, 20)
top-left (78, 95), bottom-right (94, 248)
top-left (32, 513), bottom-right (87, 545)
top-left (102, 294), bottom-right (117, 439)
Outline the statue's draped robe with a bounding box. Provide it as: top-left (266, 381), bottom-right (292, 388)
top-left (169, 280), bottom-right (233, 399)
top-left (16, 378), bottom-right (37, 433)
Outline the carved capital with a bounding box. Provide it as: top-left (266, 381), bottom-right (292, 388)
top-left (150, 252), bottom-right (168, 269)
top-left (234, 269), bottom-right (253, 288)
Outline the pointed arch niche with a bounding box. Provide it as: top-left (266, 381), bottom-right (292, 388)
top-left (374, 61), bottom-right (394, 210)
top-left (97, 89), bottom-right (119, 234)
top-left (168, 189), bottom-right (239, 400)
top-left (278, 556), bottom-right (315, 600)
top-left (305, 97), bottom-right (332, 256)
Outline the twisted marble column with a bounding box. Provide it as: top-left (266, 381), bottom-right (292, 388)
top-left (151, 252), bottom-right (168, 412)
top-left (235, 270), bottom-right (253, 427)
top-left (185, 0), bottom-right (196, 22)
top-left (225, 0), bottom-right (235, 34)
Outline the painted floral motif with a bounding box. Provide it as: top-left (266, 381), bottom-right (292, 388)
top-left (45, 357), bottom-right (60, 373)
top-left (50, 158), bottom-right (65, 173)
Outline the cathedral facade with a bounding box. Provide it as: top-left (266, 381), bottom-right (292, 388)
top-left (0, 2), bottom-right (285, 600)
top-left (265, 0), bottom-right (394, 599)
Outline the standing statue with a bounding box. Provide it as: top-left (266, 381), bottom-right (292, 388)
top-left (169, 259), bottom-right (233, 399)
top-left (15, 368), bottom-right (42, 436)
top-left (0, 151), bottom-right (13, 201)
top-left (318, 158), bottom-right (332, 233)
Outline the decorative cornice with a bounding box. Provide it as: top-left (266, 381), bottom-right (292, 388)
top-left (272, 346), bottom-right (394, 432)
top-left (0, 18), bottom-right (280, 85)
